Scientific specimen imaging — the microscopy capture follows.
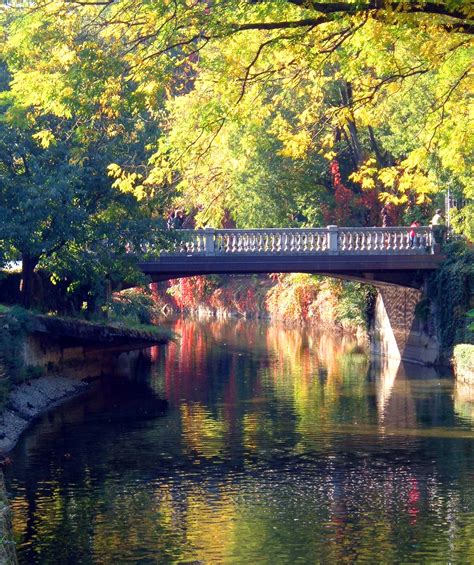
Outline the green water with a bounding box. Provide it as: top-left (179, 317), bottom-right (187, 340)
top-left (4, 318), bottom-right (474, 564)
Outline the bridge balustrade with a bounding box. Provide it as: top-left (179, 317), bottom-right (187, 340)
top-left (160, 226), bottom-right (434, 256)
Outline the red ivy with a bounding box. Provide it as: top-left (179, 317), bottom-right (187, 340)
top-left (330, 159), bottom-right (354, 225)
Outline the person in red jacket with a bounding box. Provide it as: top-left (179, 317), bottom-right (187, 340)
top-left (409, 220), bottom-right (420, 247)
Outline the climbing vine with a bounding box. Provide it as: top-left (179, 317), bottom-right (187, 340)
top-left (428, 242), bottom-right (474, 351)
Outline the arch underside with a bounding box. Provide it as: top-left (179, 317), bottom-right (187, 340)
top-left (139, 254), bottom-right (443, 289)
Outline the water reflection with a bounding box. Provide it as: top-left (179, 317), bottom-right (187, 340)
top-left (5, 318), bottom-right (474, 564)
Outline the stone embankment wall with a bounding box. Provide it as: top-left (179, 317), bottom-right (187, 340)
top-left (371, 286), bottom-right (441, 365)
top-left (1, 317), bottom-right (169, 454)
top-left (0, 470), bottom-right (18, 565)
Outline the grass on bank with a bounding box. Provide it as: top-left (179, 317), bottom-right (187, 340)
top-left (0, 287), bottom-right (170, 338)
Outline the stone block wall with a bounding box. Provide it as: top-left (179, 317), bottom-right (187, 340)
top-left (371, 285), bottom-right (440, 365)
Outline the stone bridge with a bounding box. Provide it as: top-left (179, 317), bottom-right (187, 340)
top-left (139, 226), bottom-right (444, 289)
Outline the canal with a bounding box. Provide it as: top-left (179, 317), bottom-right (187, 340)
top-left (4, 318), bottom-right (474, 564)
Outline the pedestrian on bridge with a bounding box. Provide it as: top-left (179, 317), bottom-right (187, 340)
top-left (430, 209), bottom-right (446, 244)
top-left (167, 209), bottom-right (185, 230)
top-left (409, 220), bottom-right (420, 247)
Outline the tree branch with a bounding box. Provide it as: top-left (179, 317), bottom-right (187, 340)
top-left (236, 17), bottom-right (328, 32)
top-left (243, 1), bottom-right (473, 34)
top-left (287, 1), bottom-right (472, 24)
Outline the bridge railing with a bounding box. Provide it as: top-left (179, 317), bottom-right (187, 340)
top-left (160, 226), bottom-right (434, 256)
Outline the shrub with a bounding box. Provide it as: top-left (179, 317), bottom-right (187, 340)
top-left (107, 289), bottom-right (161, 325)
top-left (331, 281), bottom-right (376, 329)
top-left (453, 344), bottom-right (474, 377)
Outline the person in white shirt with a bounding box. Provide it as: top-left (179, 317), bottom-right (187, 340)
top-left (430, 209), bottom-right (446, 244)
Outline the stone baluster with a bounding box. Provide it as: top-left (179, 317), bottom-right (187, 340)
top-left (394, 230), bottom-right (399, 250)
top-left (338, 231), bottom-right (344, 251)
top-left (375, 231), bottom-right (380, 251)
top-left (159, 226), bottom-right (438, 257)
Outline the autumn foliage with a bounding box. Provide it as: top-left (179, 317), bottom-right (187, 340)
top-left (154, 274), bottom-right (372, 331)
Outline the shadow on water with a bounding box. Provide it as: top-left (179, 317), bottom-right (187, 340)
top-left (4, 317), bottom-right (474, 565)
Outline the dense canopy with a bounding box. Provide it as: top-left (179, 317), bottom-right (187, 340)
top-left (0, 0), bottom-right (472, 304)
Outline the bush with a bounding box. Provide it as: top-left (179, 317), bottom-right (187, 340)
top-left (266, 274), bottom-right (321, 322)
top-left (453, 344), bottom-right (474, 376)
top-left (107, 289), bottom-right (160, 325)
top-left (332, 281), bottom-right (376, 328)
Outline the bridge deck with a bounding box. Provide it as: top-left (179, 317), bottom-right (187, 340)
top-left (139, 227), bottom-right (444, 288)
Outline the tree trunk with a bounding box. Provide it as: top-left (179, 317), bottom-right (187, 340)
top-left (339, 82), bottom-right (364, 168)
top-left (21, 253), bottom-right (39, 309)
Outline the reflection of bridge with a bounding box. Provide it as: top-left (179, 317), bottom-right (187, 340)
top-left (139, 226), bottom-right (444, 288)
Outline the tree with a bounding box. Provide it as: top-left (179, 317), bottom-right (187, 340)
top-left (1, 1), bottom-right (472, 233)
top-left (0, 61), bottom-right (165, 310)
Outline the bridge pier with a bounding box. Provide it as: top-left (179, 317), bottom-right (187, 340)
top-left (371, 284), bottom-right (440, 364)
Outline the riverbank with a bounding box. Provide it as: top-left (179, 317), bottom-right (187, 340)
top-left (0, 375), bottom-right (89, 455)
top-left (153, 274), bottom-right (373, 335)
top-left (0, 309), bottom-right (172, 455)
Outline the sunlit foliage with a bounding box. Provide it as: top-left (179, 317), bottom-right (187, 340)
top-left (1, 0), bottom-right (472, 234)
